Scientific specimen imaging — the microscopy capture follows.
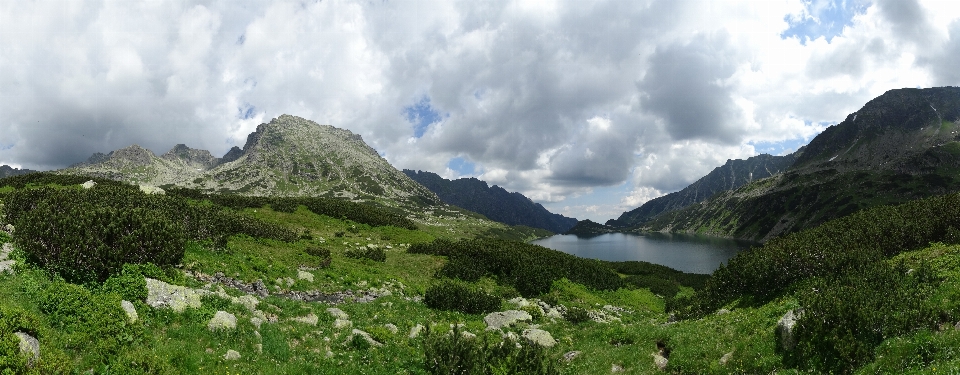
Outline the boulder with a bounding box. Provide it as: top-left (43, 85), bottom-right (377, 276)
top-left (146, 278), bottom-right (208, 312)
top-left (291, 313), bottom-right (318, 326)
top-left (15, 332), bottom-right (39, 367)
top-left (208, 311), bottom-right (237, 331)
top-left (223, 349), bottom-right (241, 360)
top-left (333, 318), bottom-right (352, 329)
top-left (349, 329), bottom-right (383, 347)
top-left (653, 354), bottom-right (668, 371)
top-left (81, 180), bottom-right (96, 189)
top-left (120, 300), bottom-right (138, 323)
top-left (408, 324), bottom-right (424, 338)
top-left (250, 317), bottom-right (264, 330)
top-left (138, 184), bottom-right (165, 195)
top-left (719, 351), bottom-right (734, 365)
top-left (522, 328), bottom-right (556, 347)
top-left (562, 350), bottom-right (581, 362)
top-left (384, 323), bottom-right (399, 334)
top-left (776, 309), bottom-right (803, 351)
top-left (483, 310), bottom-right (532, 330)
top-left (326, 307), bottom-right (349, 320)
top-left (611, 363), bottom-right (625, 373)
top-left (297, 270), bottom-right (315, 282)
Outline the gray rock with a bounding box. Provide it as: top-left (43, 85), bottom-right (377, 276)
top-left (350, 329), bottom-right (383, 347)
top-left (81, 180), bottom-right (96, 189)
top-left (208, 311), bottom-right (237, 331)
top-left (223, 349), bottom-right (241, 360)
top-left (333, 318), bottom-right (352, 329)
top-left (716, 308), bottom-right (731, 315)
top-left (562, 350), bottom-right (581, 362)
top-left (297, 270), bottom-right (315, 282)
top-left (233, 294), bottom-right (259, 311)
top-left (384, 323), bottom-right (399, 334)
top-left (2, 224), bottom-right (13, 234)
top-left (522, 328), bottom-right (557, 347)
top-left (145, 277), bottom-right (208, 312)
top-left (0, 260), bottom-right (15, 275)
top-left (327, 307), bottom-right (349, 320)
top-left (408, 324), bottom-right (424, 338)
top-left (120, 300), bottom-right (138, 323)
top-left (653, 354), bottom-right (668, 371)
top-left (1, 242), bottom-right (12, 259)
top-left (291, 313), bottom-right (318, 326)
top-left (251, 317), bottom-right (264, 330)
top-left (483, 310), bottom-right (532, 330)
top-left (139, 184), bottom-right (165, 195)
top-left (15, 332), bottom-right (39, 367)
top-left (776, 309), bottom-right (803, 351)
top-left (719, 351), bottom-right (734, 365)
top-left (611, 363), bottom-right (625, 373)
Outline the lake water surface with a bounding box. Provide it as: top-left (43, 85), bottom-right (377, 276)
top-left (530, 232), bottom-right (756, 274)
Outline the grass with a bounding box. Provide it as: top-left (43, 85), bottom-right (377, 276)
top-left (7, 181), bottom-right (960, 373)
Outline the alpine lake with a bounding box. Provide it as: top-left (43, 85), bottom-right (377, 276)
top-left (531, 232), bottom-right (757, 274)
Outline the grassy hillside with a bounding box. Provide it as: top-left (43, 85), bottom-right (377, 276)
top-left (4, 174), bottom-right (960, 373)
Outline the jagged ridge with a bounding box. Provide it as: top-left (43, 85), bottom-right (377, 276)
top-left (403, 169), bottom-right (578, 234)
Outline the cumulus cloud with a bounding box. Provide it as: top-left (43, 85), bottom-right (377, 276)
top-left (1, 0), bottom-right (960, 222)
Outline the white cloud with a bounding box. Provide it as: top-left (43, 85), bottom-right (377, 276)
top-left (1, 0), bottom-right (959, 221)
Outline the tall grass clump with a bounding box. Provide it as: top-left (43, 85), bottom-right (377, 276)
top-left (423, 326), bottom-right (557, 375)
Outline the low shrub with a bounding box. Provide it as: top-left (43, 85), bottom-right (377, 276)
top-left (424, 280), bottom-right (501, 314)
top-left (562, 306), bottom-right (591, 324)
top-left (345, 247), bottom-right (386, 262)
top-left (411, 238), bottom-right (623, 297)
top-left (423, 326), bottom-right (557, 375)
top-left (305, 246), bottom-right (331, 258)
top-left (100, 263), bottom-right (149, 302)
top-left (37, 281), bottom-right (141, 359)
top-left (788, 262), bottom-right (938, 373)
top-left (0, 305), bottom-right (40, 372)
top-left (624, 274), bottom-right (680, 298)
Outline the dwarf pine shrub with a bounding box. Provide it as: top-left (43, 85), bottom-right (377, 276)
top-left (423, 326), bottom-right (557, 375)
top-left (424, 280), bottom-right (501, 314)
top-left (345, 247), bottom-right (386, 262)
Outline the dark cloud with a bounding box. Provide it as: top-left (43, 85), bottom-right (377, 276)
top-left (637, 33), bottom-right (744, 144)
top-left (930, 20), bottom-right (960, 85)
top-left (876, 0), bottom-right (932, 43)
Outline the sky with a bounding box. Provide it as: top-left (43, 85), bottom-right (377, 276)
top-left (2, 0), bottom-right (960, 223)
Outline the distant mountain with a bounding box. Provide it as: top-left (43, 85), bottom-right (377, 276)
top-left (63, 115), bottom-right (442, 209)
top-left (641, 86), bottom-right (960, 242)
top-left (608, 153), bottom-right (798, 228)
top-left (403, 170), bottom-right (578, 234)
top-left (0, 165), bottom-right (39, 179)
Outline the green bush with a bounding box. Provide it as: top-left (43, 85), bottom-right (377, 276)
top-left (10, 187), bottom-right (185, 283)
top-left (0, 305), bottom-right (39, 372)
top-left (562, 306), bottom-right (591, 324)
top-left (424, 280), bottom-right (501, 314)
top-left (624, 274), bottom-right (680, 298)
top-left (345, 247), bottom-right (386, 262)
top-left (100, 263), bottom-right (149, 302)
top-left (411, 238), bottom-right (623, 297)
top-left (305, 246), bottom-right (331, 258)
top-left (788, 262), bottom-right (938, 373)
top-left (423, 326), bottom-right (557, 375)
top-left (688, 193), bottom-right (960, 317)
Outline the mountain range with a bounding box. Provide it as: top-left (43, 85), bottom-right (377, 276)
top-left (0, 165), bottom-right (37, 179)
top-left (403, 170), bottom-right (578, 234)
top-left (64, 115), bottom-right (441, 210)
top-left (613, 86), bottom-right (960, 241)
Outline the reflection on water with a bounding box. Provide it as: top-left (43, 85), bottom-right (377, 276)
top-left (530, 232), bottom-right (757, 274)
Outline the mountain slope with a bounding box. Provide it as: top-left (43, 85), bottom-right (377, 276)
top-left (608, 153), bottom-right (798, 227)
top-left (0, 165), bottom-right (38, 179)
top-left (63, 115), bottom-right (441, 208)
top-left (403, 169), bottom-right (578, 233)
top-left (640, 86), bottom-right (960, 242)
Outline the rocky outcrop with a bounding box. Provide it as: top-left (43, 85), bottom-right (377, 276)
top-left (208, 311), bottom-right (237, 331)
top-left (776, 309), bottom-right (803, 351)
top-left (521, 328), bottom-right (556, 347)
top-left (145, 278), bottom-right (208, 312)
top-left (483, 310), bottom-right (532, 330)
top-left (15, 332), bottom-right (39, 367)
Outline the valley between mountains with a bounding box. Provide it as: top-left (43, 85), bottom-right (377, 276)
top-left (2, 87), bottom-right (960, 374)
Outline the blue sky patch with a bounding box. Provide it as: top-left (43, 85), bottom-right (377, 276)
top-left (447, 156), bottom-right (476, 176)
top-left (238, 104), bottom-right (257, 119)
top-left (750, 136), bottom-right (816, 156)
top-left (782, 0), bottom-right (871, 44)
top-left (404, 96), bottom-right (445, 138)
